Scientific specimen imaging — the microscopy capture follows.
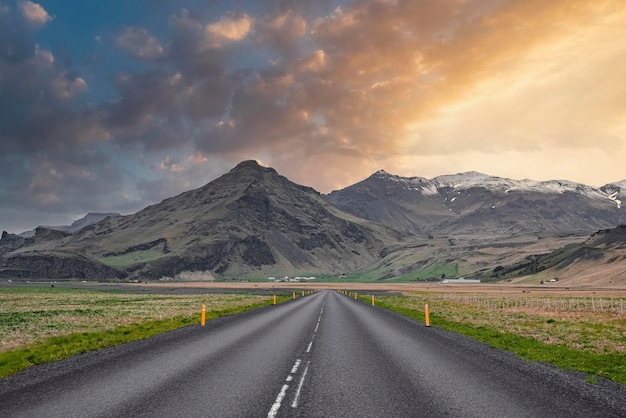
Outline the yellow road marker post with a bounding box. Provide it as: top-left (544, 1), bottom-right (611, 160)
top-left (371, 295), bottom-right (375, 306)
top-left (273, 295), bottom-right (277, 305)
top-left (293, 291), bottom-right (296, 300)
top-left (425, 304), bottom-right (430, 327)
top-left (355, 293), bottom-right (357, 300)
top-left (201, 304), bottom-right (206, 327)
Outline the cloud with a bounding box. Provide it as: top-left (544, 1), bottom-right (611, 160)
top-left (159, 156), bottom-right (185, 173)
top-left (0, 1), bottom-right (117, 232)
top-left (204, 13), bottom-right (253, 48)
top-left (116, 27), bottom-right (165, 60)
top-left (2, 0), bottom-right (626, 233)
top-left (18, 0), bottom-right (51, 27)
top-left (257, 9), bottom-right (308, 59)
top-left (106, 0), bottom-right (626, 189)
top-left (51, 72), bottom-right (88, 99)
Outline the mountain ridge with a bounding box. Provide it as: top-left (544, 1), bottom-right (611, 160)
top-left (325, 170), bottom-right (626, 236)
top-left (2, 162), bottom-right (625, 284)
top-left (1, 160), bottom-right (400, 280)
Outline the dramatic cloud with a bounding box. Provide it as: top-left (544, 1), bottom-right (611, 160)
top-left (1, 0), bottom-right (626, 233)
top-left (116, 27), bottom-right (164, 60)
top-left (205, 13), bottom-right (253, 46)
top-left (18, 0), bottom-right (51, 26)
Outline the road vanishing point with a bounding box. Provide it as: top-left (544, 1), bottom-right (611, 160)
top-left (1, 290), bottom-right (625, 417)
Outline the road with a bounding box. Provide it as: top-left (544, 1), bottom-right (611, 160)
top-left (1, 290), bottom-right (625, 417)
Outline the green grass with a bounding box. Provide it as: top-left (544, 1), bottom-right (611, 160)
top-left (0, 315), bottom-right (196, 378)
top-left (372, 295), bottom-right (626, 385)
top-left (473, 243), bottom-right (582, 283)
top-left (316, 262), bottom-right (458, 282)
top-left (0, 287), bottom-right (291, 378)
top-left (98, 249), bottom-right (168, 268)
top-left (385, 262), bottom-right (458, 282)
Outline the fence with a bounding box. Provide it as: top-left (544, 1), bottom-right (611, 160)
top-left (442, 293), bottom-right (625, 316)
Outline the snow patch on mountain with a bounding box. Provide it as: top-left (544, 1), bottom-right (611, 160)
top-left (369, 170), bottom-right (626, 209)
top-left (602, 180), bottom-right (626, 209)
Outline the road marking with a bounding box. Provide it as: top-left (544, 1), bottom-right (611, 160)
top-left (267, 300), bottom-right (326, 417)
top-left (268, 384), bottom-right (289, 418)
top-left (291, 361), bottom-right (310, 408)
top-left (291, 359), bottom-right (301, 374)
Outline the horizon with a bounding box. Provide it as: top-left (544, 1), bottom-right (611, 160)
top-left (4, 160), bottom-right (625, 235)
top-left (1, 1), bottom-right (625, 233)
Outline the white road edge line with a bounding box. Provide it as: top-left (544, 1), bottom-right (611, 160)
top-left (306, 341), bottom-right (313, 353)
top-left (291, 361), bottom-right (310, 408)
top-left (267, 384), bottom-right (289, 418)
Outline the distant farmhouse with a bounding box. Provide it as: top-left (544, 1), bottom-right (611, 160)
top-left (441, 278), bottom-right (481, 284)
top-left (268, 276), bottom-right (316, 282)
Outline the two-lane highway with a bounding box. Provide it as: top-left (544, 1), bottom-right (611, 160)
top-left (1, 290), bottom-right (625, 417)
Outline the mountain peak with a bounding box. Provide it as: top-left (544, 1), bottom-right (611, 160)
top-left (372, 169), bottom-right (391, 177)
top-left (233, 159), bottom-right (261, 169)
top-left (231, 160), bottom-right (265, 170)
top-left (229, 160), bottom-right (278, 176)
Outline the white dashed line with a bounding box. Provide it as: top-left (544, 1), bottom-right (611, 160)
top-left (291, 359), bottom-right (301, 374)
top-left (268, 384), bottom-right (289, 418)
top-left (291, 361), bottom-right (310, 408)
top-left (267, 300), bottom-right (325, 417)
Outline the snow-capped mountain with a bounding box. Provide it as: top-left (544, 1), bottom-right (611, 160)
top-left (325, 171), bottom-right (626, 236)
top-left (601, 180), bottom-right (626, 209)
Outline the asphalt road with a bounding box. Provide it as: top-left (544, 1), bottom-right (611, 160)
top-left (1, 290), bottom-right (625, 417)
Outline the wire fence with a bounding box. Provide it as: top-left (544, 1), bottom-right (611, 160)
top-left (442, 293), bottom-right (625, 316)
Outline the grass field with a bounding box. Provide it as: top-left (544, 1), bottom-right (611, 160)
top-left (371, 292), bottom-right (626, 384)
top-left (2, 284), bottom-right (625, 385)
top-left (0, 286), bottom-right (286, 377)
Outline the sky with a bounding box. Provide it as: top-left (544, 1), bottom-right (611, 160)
top-left (1, 0), bottom-right (625, 234)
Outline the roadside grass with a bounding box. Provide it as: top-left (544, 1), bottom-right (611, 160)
top-left (0, 287), bottom-right (290, 378)
top-left (370, 293), bottom-right (626, 385)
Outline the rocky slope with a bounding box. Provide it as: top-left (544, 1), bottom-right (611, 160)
top-left (472, 224), bottom-right (626, 287)
top-left (0, 161), bottom-right (399, 280)
top-left (326, 171), bottom-right (626, 237)
top-left (18, 213), bottom-right (120, 238)
top-left (2, 163), bottom-right (625, 284)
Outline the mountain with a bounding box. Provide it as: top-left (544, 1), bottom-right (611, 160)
top-left (2, 163), bottom-right (625, 284)
top-left (18, 213), bottom-right (121, 238)
top-left (326, 171), bottom-right (626, 237)
top-left (0, 161), bottom-right (399, 280)
top-left (473, 224), bottom-right (626, 287)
